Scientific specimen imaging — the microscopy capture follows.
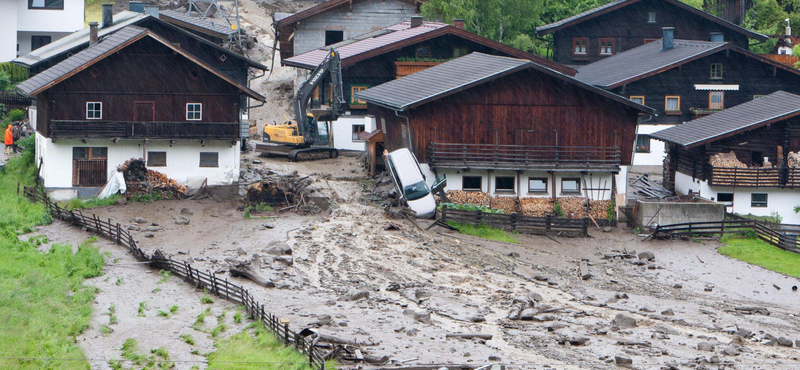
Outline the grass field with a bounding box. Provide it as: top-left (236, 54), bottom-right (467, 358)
top-left (0, 137), bottom-right (106, 369)
top-left (446, 221), bottom-right (520, 244)
top-left (719, 233), bottom-right (800, 278)
top-left (208, 322), bottom-right (336, 370)
top-left (84, 0), bottom-right (103, 27)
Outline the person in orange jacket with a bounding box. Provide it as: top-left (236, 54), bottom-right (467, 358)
top-left (4, 124), bottom-right (13, 155)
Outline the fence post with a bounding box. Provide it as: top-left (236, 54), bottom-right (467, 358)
top-left (546, 214), bottom-right (552, 233)
top-left (510, 212), bottom-right (518, 232)
top-left (225, 277), bottom-right (229, 300)
top-left (582, 217), bottom-right (588, 237)
top-left (441, 204), bottom-right (448, 223)
top-left (476, 209), bottom-right (482, 225)
top-left (284, 322), bottom-right (290, 344)
top-left (295, 332), bottom-right (301, 351)
top-left (720, 220), bottom-right (725, 236)
top-left (116, 223), bottom-right (121, 244)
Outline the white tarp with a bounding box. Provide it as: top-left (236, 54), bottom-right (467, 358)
top-left (98, 171), bottom-right (127, 199)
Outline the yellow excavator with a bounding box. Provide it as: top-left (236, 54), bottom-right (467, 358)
top-left (259, 49), bottom-right (345, 160)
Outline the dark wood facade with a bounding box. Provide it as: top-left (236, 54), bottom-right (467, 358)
top-left (609, 50), bottom-right (800, 125)
top-left (367, 69), bottom-right (642, 169)
top-left (545, 0), bottom-right (750, 65)
top-left (665, 118), bottom-right (800, 189)
top-left (315, 35), bottom-right (549, 113)
top-left (36, 37), bottom-right (242, 140)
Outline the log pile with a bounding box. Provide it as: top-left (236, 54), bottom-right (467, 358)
top-left (118, 158), bottom-right (187, 198)
top-left (788, 152), bottom-right (800, 168)
top-left (588, 200), bottom-right (611, 221)
top-left (559, 197), bottom-right (586, 219)
top-left (520, 198), bottom-right (553, 217)
top-left (245, 170), bottom-right (321, 215)
top-left (445, 190), bottom-right (490, 207)
top-left (709, 151), bottom-right (747, 168)
top-left (490, 196), bottom-right (517, 214)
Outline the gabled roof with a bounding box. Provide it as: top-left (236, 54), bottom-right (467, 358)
top-left (355, 52), bottom-right (654, 113)
top-left (276, 0), bottom-right (422, 27)
top-left (536, 0), bottom-right (767, 41)
top-left (651, 91), bottom-right (800, 147)
top-left (159, 10), bottom-right (238, 39)
top-left (283, 21), bottom-right (576, 75)
top-left (575, 39), bottom-right (800, 88)
top-left (12, 11), bottom-right (266, 71)
top-left (16, 26), bottom-right (265, 101)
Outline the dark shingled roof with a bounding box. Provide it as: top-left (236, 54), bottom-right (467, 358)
top-left (650, 91), bottom-right (800, 147)
top-left (17, 26), bottom-right (265, 101)
top-left (276, 0), bottom-right (422, 27)
top-left (160, 9), bottom-right (237, 38)
top-left (18, 26), bottom-right (149, 97)
top-left (536, 0), bottom-right (767, 41)
top-left (355, 52), bottom-right (654, 113)
top-left (575, 39), bottom-right (725, 88)
top-left (284, 21), bottom-right (576, 75)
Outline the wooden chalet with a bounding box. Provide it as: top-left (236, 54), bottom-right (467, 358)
top-left (275, 0), bottom-right (423, 60)
top-left (536, 0), bottom-right (766, 65)
top-left (355, 52), bottom-right (653, 201)
top-left (16, 26), bottom-right (265, 198)
top-left (575, 28), bottom-right (800, 167)
top-left (652, 91), bottom-right (800, 224)
top-left (283, 18), bottom-right (575, 151)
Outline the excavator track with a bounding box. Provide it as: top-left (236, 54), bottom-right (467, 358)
top-left (288, 147), bottom-right (339, 161)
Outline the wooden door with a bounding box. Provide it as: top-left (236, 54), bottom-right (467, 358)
top-left (134, 102), bottom-right (155, 122)
top-left (72, 147), bottom-right (108, 187)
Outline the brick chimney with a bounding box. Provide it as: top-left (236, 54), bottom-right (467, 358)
top-left (662, 27), bottom-right (674, 51)
top-left (410, 16), bottom-right (423, 28)
top-left (89, 22), bottom-right (99, 46)
top-left (102, 3), bottom-right (113, 28)
top-left (452, 19), bottom-right (465, 29)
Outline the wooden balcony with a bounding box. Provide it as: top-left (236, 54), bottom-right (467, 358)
top-left (428, 143), bottom-right (621, 171)
top-left (395, 61), bottom-right (444, 78)
top-left (708, 166), bottom-right (800, 187)
top-left (50, 120), bottom-right (240, 140)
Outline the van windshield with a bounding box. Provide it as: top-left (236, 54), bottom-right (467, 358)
top-left (404, 181), bottom-right (430, 201)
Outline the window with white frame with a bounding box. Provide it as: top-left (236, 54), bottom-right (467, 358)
top-left (86, 102), bottom-right (102, 119)
top-left (528, 177), bottom-right (548, 193)
top-left (186, 103), bottom-right (202, 121)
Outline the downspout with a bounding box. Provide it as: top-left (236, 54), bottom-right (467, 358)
top-left (395, 110), bottom-right (413, 151)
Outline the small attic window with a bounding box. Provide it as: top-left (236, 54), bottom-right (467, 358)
top-left (219, 54), bottom-right (227, 62)
top-left (189, 70), bottom-right (200, 79)
top-left (90, 68), bottom-right (100, 78)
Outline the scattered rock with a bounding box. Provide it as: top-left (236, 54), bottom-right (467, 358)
top-left (661, 309), bottom-right (675, 316)
top-left (639, 307), bottom-right (655, 313)
top-left (527, 292), bottom-right (543, 302)
top-left (614, 314), bottom-right (637, 328)
top-left (340, 290), bottom-right (370, 301)
top-left (274, 256), bottom-right (293, 266)
top-left (673, 283), bottom-right (683, 289)
top-left (236, 247), bottom-right (247, 255)
top-left (180, 208), bottom-right (193, 215)
top-left (697, 342), bottom-right (715, 351)
top-left (638, 251), bottom-right (655, 261)
top-left (174, 216), bottom-right (190, 225)
top-left (383, 222), bottom-right (402, 230)
top-left (736, 328), bottom-right (752, 338)
top-left (144, 233), bottom-right (154, 238)
top-left (615, 292), bottom-right (629, 299)
top-left (468, 315), bottom-right (485, 323)
top-left (723, 347), bottom-right (740, 356)
top-left (534, 275), bottom-right (549, 282)
top-left (133, 217), bottom-right (148, 224)
top-left (115, 197), bottom-right (127, 205)
top-left (265, 242), bottom-right (293, 255)
top-left (519, 308), bottom-right (538, 320)
top-left (531, 314), bottom-right (556, 322)
top-left (386, 282), bottom-right (400, 291)
top-left (614, 355), bottom-right (633, 367)
top-left (778, 337), bottom-right (794, 347)
top-left (412, 311), bottom-right (431, 324)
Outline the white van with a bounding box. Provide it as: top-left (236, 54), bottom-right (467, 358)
top-left (385, 148), bottom-right (437, 219)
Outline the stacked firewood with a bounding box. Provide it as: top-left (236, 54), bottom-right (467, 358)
top-left (559, 197), bottom-right (587, 219)
top-left (588, 199), bottom-right (612, 221)
top-left (788, 152), bottom-right (800, 168)
top-left (520, 198), bottom-right (553, 217)
top-left (445, 190), bottom-right (490, 207)
top-left (490, 196), bottom-right (517, 214)
top-left (709, 151), bottom-right (747, 168)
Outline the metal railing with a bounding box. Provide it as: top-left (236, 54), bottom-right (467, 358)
top-left (50, 120), bottom-right (240, 139)
top-left (429, 143), bottom-right (621, 170)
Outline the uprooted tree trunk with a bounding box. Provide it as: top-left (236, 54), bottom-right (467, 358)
top-left (225, 255), bottom-right (274, 287)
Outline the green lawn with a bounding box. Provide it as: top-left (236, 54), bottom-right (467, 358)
top-left (208, 323), bottom-right (336, 370)
top-left (446, 221), bottom-right (520, 244)
top-left (84, 0), bottom-right (103, 27)
top-left (0, 137), bottom-right (106, 369)
top-left (719, 233), bottom-right (800, 278)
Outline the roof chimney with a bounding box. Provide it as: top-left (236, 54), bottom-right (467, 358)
top-left (452, 19), bottom-right (465, 29)
top-left (129, 1), bottom-right (145, 13)
top-left (89, 22), bottom-right (99, 46)
top-left (662, 27), bottom-right (674, 51)
top-left (102, 3), bottom-right (113, 28)
top-left (144, 5), bottom-right (159, 18)
top-left (410, 16), bottom-right (423, 28)
top-left (710, 32), bottom-right (724, 42)
top-left (786, 19), bottom-right (792, 36)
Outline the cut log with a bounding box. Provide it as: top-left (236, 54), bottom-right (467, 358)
top-left (445, 333), bottom-right (494, 340)
top-left (315, 332), bottom-right (379, 346)
top-left (225, 256), bottom-right (274, 287)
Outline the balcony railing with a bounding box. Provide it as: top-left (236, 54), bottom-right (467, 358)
top-left (428, 143), bottom-right (621, 171)
top-left (50, 120), bottom-right (240, 139)
top-left (709, 166), bottom-right (800, 187)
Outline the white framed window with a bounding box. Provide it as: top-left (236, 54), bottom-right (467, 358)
top-left (352, 124), bottom-right (365, 141)
top-left (186, 103), bottom-right (202, 121)
top-left (86, 102), bottom-right (102, 119)
top-left (647, 11), bottom-right (656, 23)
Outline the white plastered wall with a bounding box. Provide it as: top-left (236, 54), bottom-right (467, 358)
top-left (16, 0), bottom-right (84, 33)
top-left (331, 115), bottom-right (374, 151)
top-left (674, 171), bottom-right (800, 224)
top-left (37, 135), bottom-right (240, 189)
top-left (632, 124), bottom-right (671, 167)
top-left (0, 1), bottom-right (18, 61)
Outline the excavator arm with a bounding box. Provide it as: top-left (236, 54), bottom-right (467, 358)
top-left (293, 48), bottom-right (346, 145)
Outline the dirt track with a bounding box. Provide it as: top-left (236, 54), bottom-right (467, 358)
top-left (30, 154), bottom-right (800, 369)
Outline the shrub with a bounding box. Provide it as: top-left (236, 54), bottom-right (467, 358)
top-left (7, 109), bottom-right (24, 122)
top-left (553, 201), bottom-right (565, 218)
top-left (0, 62), bottom-right (29, 82)
top-left (0, 71), bottom-right (10, 91)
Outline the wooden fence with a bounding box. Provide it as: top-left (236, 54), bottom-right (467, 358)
top-left (23, 186), bottom-right (328, 369)
top-left (440, 205), bottom-right (589, 237)
top-left (651, 217), bottom-right (800, 254)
